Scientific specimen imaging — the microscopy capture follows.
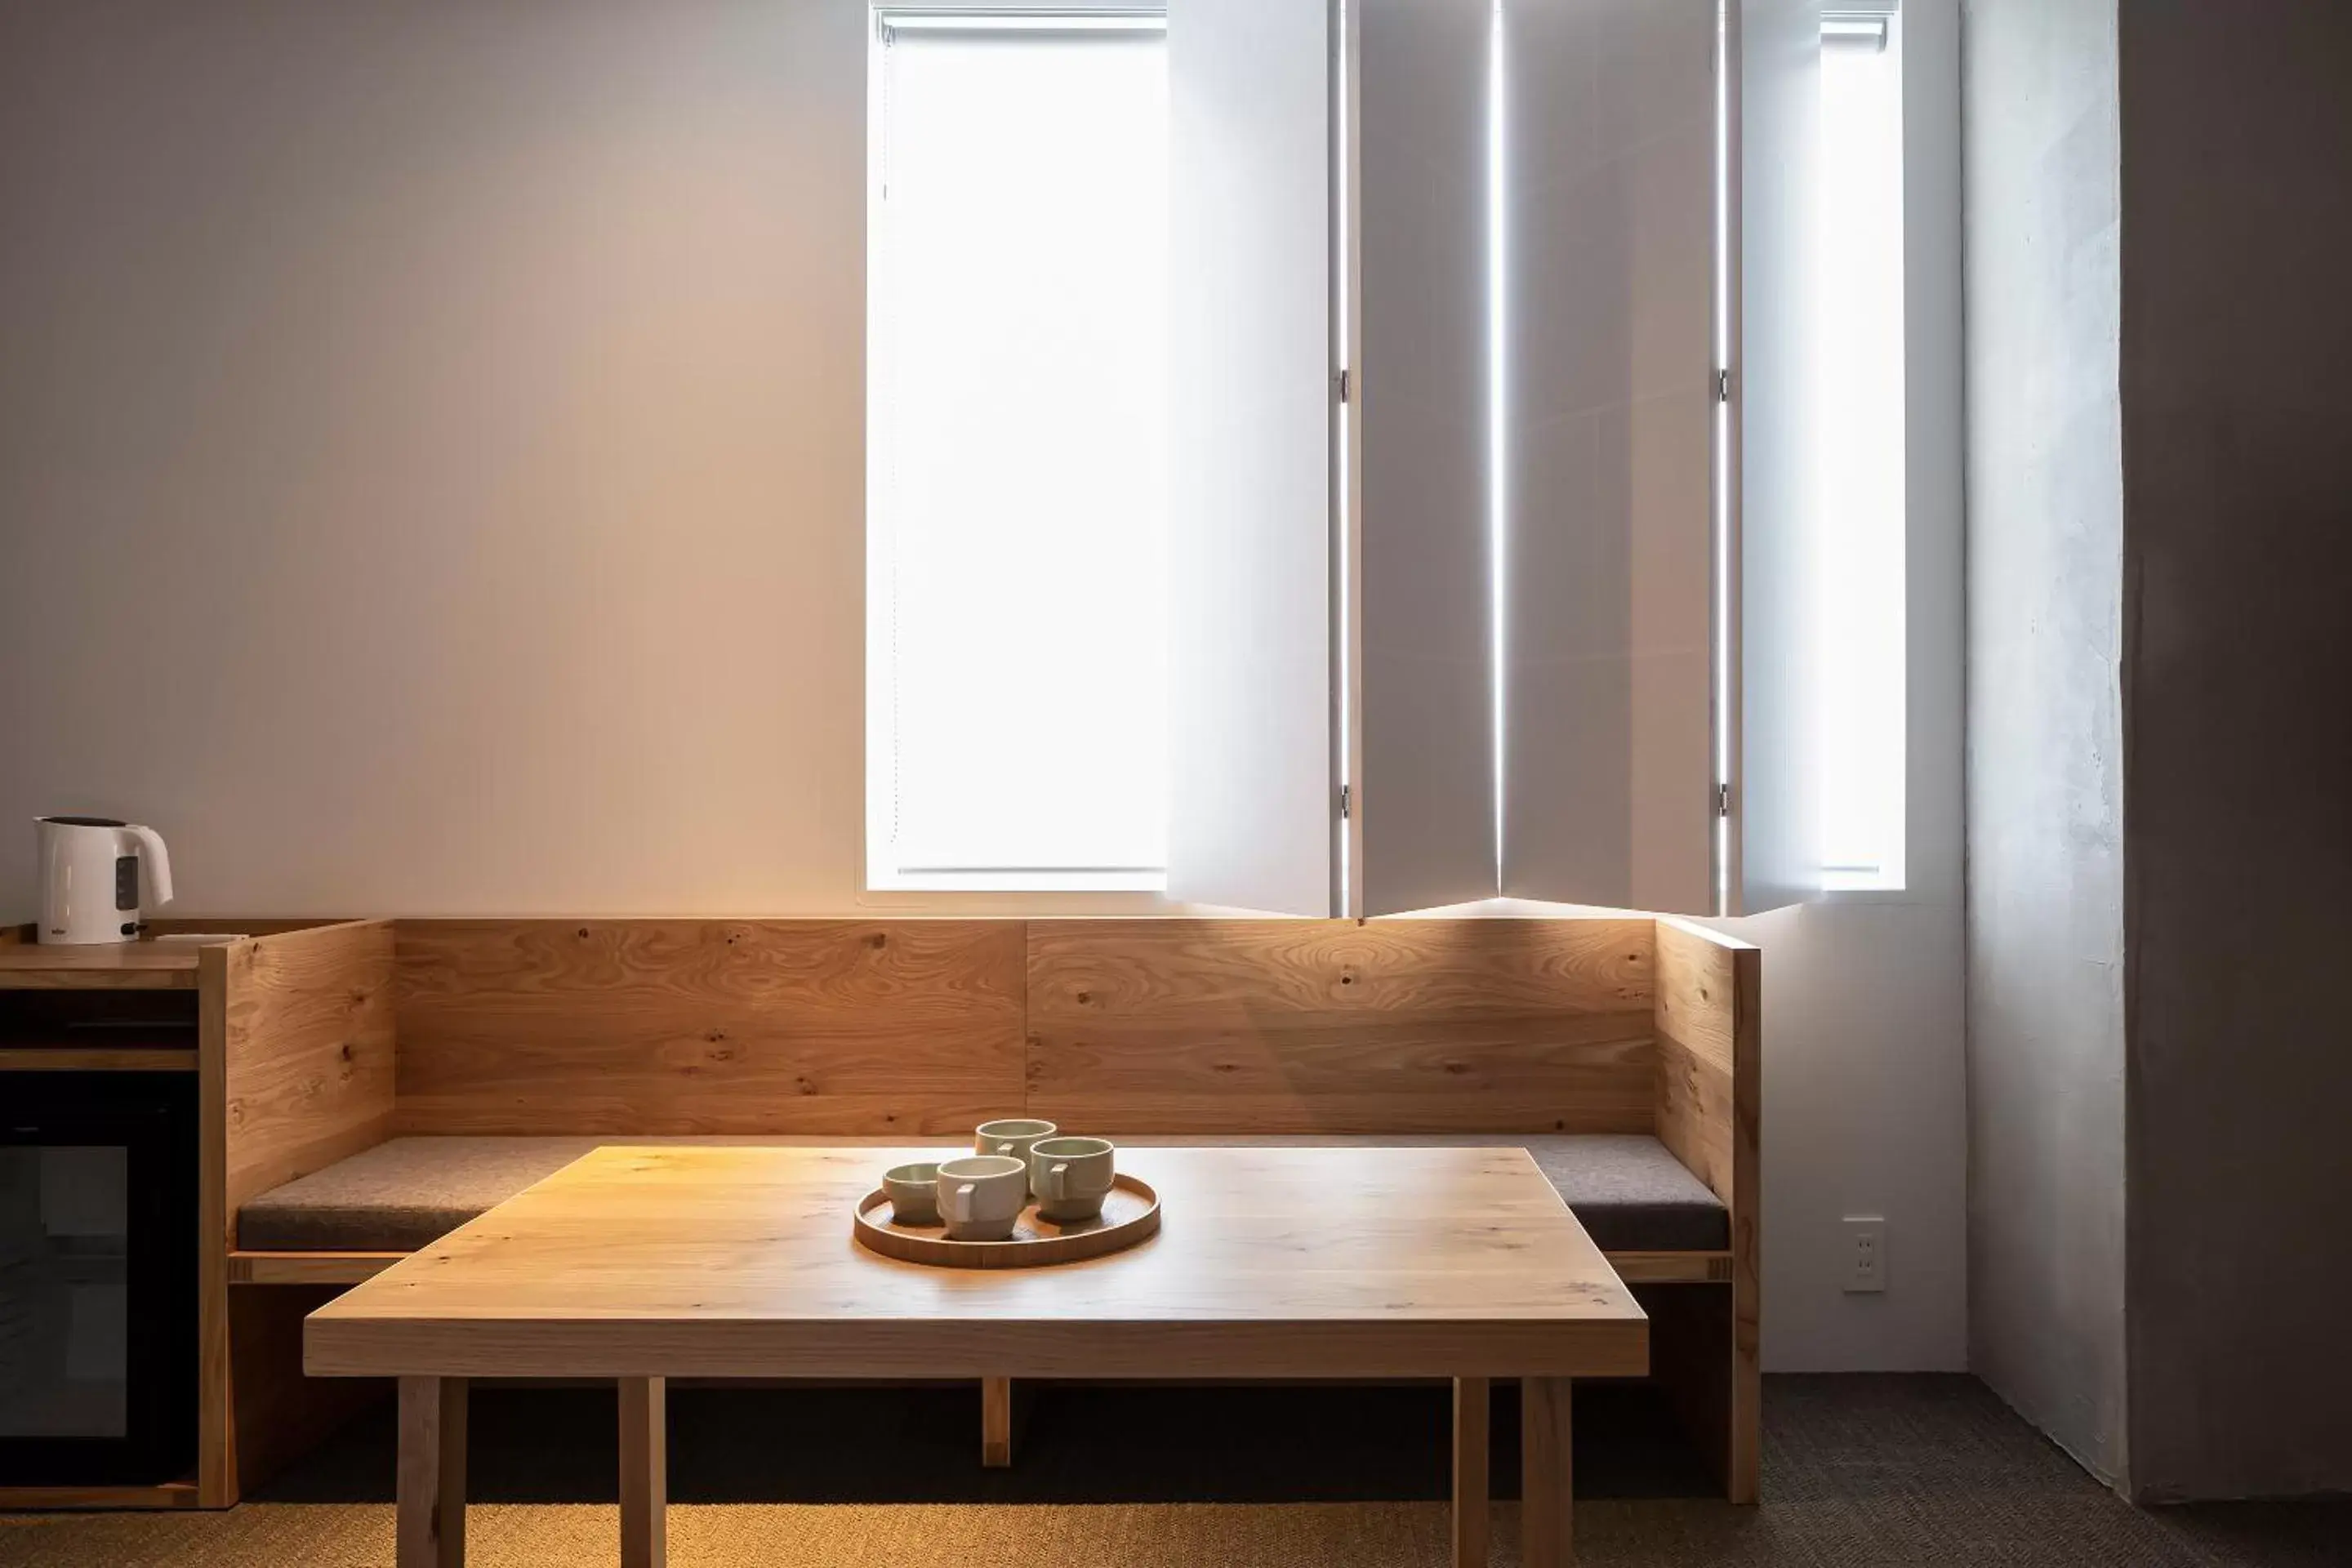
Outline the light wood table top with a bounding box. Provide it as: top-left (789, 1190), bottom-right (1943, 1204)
top-left (306, 1144), bottom-right (1646, 1382)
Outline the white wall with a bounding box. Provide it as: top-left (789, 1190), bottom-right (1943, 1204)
top-left (1961, 0), bottom-right (2130, 1485)
top-left (1722, 902), bottom-right (1966, 1372)
top-left (0, 1), bottom-right (873, 919)
top-left (0, 0), bottom-right (1967, 1372)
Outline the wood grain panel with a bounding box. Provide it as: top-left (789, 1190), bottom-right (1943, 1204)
top-left (0, 1047), bottom-right (196, 1072)
top-left (1655, 1032), bottom-right (1735, 1205)
top-left (1650, 916), bottom-right (1760, 1504)
top-left (197, 942), bottom-right (238, 1507)
top-left (229, 1251), bottom-right (404, 1285)
top-left (1025, 920), bottom-right (1656, 1134)
top-left (0, 942), bottom-right (201, 989)
top-left (1610, 1251), bottom-right (1735, 1285)
top-left (1453, 1376), bottom-right (1490, 1568)
top-left (202, 920), bottom-right (398, 1504)
top-left (982, 1376), bottom-right (1013, 1468)
top-left (220, 921), bottom-right (400, 1222)
top-left (394, 921), bottom-right (1027, 1136)
top-left (398, 1378), bottom-right (467, 1568)
top-left (1654, 917), bottom-right (1744, 1076)
top-left (1521, 1376), bottom-right (1574, 1568)
top-left (228, 1285), bottom-right (388, 1499)
top-left (619, 1378), bottom-right (666, 1568)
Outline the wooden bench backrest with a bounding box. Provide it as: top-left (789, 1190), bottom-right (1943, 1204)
top-left (382, 917), bottom-right (1664, 1137)
top-left (1025, 918), bottom-right (1656, 1134)
top-left (394, 920), bottom-right (1027, 1136)
top-left (197, 915), bottom-right (1753, 1171)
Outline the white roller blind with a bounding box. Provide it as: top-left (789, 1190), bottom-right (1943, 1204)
top-left (867, 17), bottom-right (1171, 887)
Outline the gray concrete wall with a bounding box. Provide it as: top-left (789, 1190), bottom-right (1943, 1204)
top-left (2117, 0), bottom-right (2352, 1503)
top-left (1961, 0), bottom-right (2132, 1487)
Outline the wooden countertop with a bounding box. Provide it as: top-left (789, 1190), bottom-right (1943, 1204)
top-left (0, 938), bottom-right (225, 990)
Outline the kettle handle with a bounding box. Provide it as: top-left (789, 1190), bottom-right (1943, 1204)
top-left (119, 825), bottom-right (173, 909)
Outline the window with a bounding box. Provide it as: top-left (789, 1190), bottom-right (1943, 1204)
top-left (1815, 8), bottom-right (1907, 891)
top-left (866, 11), bottom-right (1170, 892)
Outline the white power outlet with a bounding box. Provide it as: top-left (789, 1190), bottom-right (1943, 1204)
top-left (1843, 1217), bottom-right (1887, 1294)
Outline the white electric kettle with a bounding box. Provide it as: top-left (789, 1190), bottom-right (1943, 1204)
top-left (36, 817), bottom-right (174, 945)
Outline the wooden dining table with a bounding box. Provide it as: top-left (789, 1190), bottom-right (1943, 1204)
top-left (305, 1143), bottom-right (1647, 1567)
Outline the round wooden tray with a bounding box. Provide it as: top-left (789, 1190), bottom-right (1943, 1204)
top-left (852, 1172), bottom-right (1160, 1269)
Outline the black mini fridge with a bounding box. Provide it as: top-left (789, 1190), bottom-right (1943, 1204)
top-left (0, 1071), bottom-right (198, 1486)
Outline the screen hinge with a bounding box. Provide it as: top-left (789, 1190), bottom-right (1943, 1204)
top-left (1339, 782), bottom-right (1352, 821)
top-left (1335, 367), bottom-right (1352, 405)
top-left (1717, 782), bottom-right (1733, 818)
top-left (1716, 368), bottom-right (1733, 404)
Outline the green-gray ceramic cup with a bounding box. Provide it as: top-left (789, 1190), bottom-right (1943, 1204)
top-left (974, 1119), bottom-right (1058, 1193)
top-left (882, 1161), bottom-right (942, 1226)
top-left (936, 1155), bottom-right (1028, 1241)
top-left (1027, 1136), bottom-right (1116, 1223)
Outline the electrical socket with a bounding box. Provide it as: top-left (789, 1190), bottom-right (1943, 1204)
top-left (1843, 1217), bottom-right (1887, 1294)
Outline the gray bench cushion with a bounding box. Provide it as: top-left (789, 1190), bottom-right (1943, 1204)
top-left (236, 1133), bottom-right (1728, 1254)
top-left (1516, 1134), bottom-right (1729, 1251)
top-left (237, 1136), bottom-right (614, 1253)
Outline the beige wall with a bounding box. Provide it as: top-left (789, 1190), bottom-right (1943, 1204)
top-left (0, 1), bottom-right (874, 916)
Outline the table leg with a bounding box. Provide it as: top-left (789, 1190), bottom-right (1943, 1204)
top-left (620, 1377), bottom-right (667, 1568)
top-left (1452, 1377), bottom-right (1490, 1567)
top-left (1521, 1377), bottom-right (1573, 1568)
top-left (398, 1376), bottom-right (466, 1568)
top-left (982, 1377), bottom-right (1013, 1468)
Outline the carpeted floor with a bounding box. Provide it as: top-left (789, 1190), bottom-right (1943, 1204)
top-left (2, 1376), bottom-right (2345, 1566)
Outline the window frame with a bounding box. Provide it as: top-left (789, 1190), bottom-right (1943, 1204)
top-left (1813, 4), bottom-right (1911, 895)
top-left (1815, 0), bottom-right (1962, 912)
top-left (862, 3), bottom-right (1178, 901)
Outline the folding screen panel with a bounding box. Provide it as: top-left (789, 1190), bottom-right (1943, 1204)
top-left (1499, 0), bottom-right (1721, 915)
top-left (1733, 0), bottom-right (1824, 913)
top-left (1171, 0), bottom-right (1757, 919)
top-left (1351, 0), bottom-right (1499, 916)
top-left (1166, 0), bottom-right (1342, 915)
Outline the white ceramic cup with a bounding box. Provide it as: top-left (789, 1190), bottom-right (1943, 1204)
top-left (973, 1119), bottom-right (1058, 1193)
top-left (882, 1161), bottom-right (942, 1226)
top-left (936, 1155), bottom-right (1027, 1241)
top-left (1027, 1137), bottom-right (1116, 1223)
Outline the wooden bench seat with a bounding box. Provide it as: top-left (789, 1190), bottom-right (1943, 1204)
top-left (234, 1132), bottom-right (1730, 1261)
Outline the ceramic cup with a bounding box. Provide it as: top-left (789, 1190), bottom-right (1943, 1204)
top-left (1027, 1136), bottom-right (1116, 1223)
top-left (882, 1161), bottom-right (942, 1226)
top-left (973, 1119), bottom-right (1058, 1192)
top-left (936, 1155), bottom-right (1028, 1241)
